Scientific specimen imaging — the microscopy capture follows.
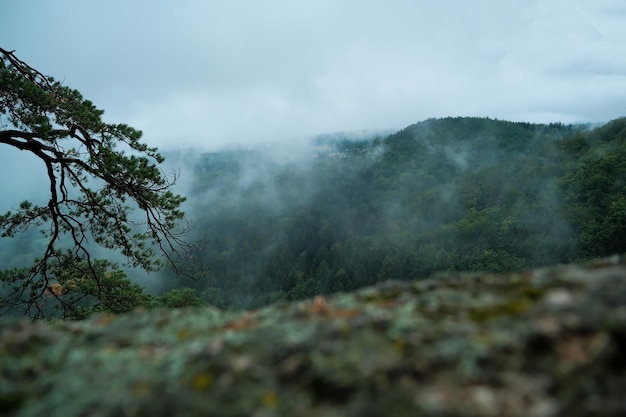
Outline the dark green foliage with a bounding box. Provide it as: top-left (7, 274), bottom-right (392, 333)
top-left (0, 258), bottom-right (155, 319)
top-left (51, 259), bottom-right (156, 319)
top-left (161, 116), bottom-right (626, 309)
top-left (558, 117), bottom-right (626, 258)
top-left (0, 48), bottom-right (191, 318)
top-left (2, 45), bottom-right (624, 316)
top-left (158, 287), bottom-right (203, 308)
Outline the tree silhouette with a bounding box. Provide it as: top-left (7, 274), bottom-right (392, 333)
top-left (0, 47), bottom-right (193, 318)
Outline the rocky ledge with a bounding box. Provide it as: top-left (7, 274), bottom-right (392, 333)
top-left (1, 256), bottom-right (626, 417)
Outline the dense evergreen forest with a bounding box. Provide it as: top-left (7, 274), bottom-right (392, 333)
top-left (156, 116), bottom-right (626, 309)
top-left (2, 116), bottom-right (625, 315)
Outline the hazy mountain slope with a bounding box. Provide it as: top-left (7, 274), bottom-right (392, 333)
top-left (2, 117), bottom-right (625, 316)
top-left (164, 117), bottom-right (626, 309)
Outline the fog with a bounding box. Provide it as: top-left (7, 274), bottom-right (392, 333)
top-left (2, 0), bottom-right (625, 314)
top-left (0, 127), bottom-right (387, 295)
top-left (0, 148), bottom-right (49, 212)
top-left (146, 119), bottom-right (584, 308)
top-left (0, 117), bottom-right (614, 309)
top-left (2, 1), bottom-right (625, 150)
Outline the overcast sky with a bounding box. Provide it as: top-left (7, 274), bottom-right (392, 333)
top-left (2, 0), bottom-right (626, 150)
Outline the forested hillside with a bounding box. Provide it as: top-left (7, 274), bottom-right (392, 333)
top-left (2, 116), bottom-right (625, 315)
top-left (159, 117), bottom-right (626, 309)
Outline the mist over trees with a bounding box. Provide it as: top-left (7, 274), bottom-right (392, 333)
top-left (1, 44), bottom-right (625, 318)
top-left (155, 116), bottom-right (626, 309)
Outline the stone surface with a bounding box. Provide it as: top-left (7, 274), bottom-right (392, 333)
top-left (2, 256), bottom-right (626, 416)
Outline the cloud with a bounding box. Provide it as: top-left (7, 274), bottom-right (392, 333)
top-left (1, 0), bottom-right (625, 150)
top-left (0, 149), bottom-right (49, 212)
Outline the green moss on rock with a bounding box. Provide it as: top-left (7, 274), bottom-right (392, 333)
top-left (2, 256), bottom-right (626, 416)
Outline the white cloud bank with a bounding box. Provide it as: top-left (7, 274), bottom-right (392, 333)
top-left (2, 0), bottom-right (625, 150)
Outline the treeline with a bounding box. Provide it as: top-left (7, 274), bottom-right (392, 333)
top-left (3, 116), bottom-right (625, 317)
top-left (162, 117), bottom-right (626, 309)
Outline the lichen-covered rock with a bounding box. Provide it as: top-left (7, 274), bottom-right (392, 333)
top-left (2, 256), bottom-right (626, 416)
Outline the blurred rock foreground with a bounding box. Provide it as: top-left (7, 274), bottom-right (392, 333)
top-left (2, 257), bottom-right (626, 417)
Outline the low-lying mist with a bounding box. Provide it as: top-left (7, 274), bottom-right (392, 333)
top-left (152, 117), bottom-right (615, 309)
top-left (4, 116), bottom-right (626, 310)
